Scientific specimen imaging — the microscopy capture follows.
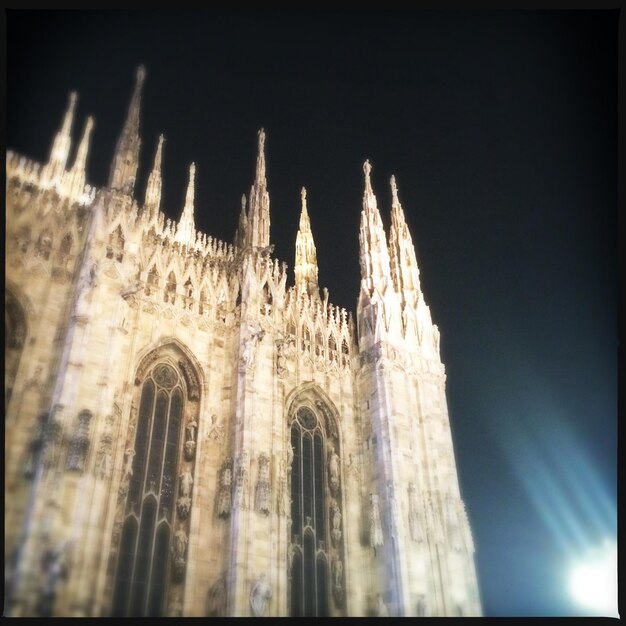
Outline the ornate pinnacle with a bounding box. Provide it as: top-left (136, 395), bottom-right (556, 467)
top-left (390, 175), bottom-right (400, 207)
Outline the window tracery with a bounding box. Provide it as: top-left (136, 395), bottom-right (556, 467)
top-left (111, 356), bottom-right (199, 617)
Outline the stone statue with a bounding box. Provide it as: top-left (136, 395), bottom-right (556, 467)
top-left (173, 528), bottom-right (188, 560)
top-left (376, 594), bottom-right (389, 617)
top-left (177, 496), bottom-right (192, 520)
top-left (240, 324), bottom-right (265, 369)
top-left (123, 446), bottom-right (135, 478)
top-left (179, 469), bottom-right (193, 498)
top-left (250, 573), bottom-right (272, 617)
top-left (331, 500), bottom-right (342, 546)
top-left (207, 575), bottom-right (226, 616)
top-left (332, 558), bottom-right (344, 603)
top-left (328, 445), bottom-right (340, 494)
top-left (186, 417), bottom-right (198, 443)
top-left (254, 453), bottom-right (271, 515)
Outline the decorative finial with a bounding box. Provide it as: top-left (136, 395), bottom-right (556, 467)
top-left (258, 128), bottom-right (266, 153)
top-left (136, 65), bottom-right (147, 84)
top-left (241, 194), bottom-right (247, 212)
top-left (301, 186), bottom-right (307, 205)
top-left (390, 175), bottom-right (400, 207)
top-left (364, 159), bottom-right (372, 177)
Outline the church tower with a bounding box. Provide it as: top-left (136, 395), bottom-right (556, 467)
top-left (357, 165), bottom-right (481, 616)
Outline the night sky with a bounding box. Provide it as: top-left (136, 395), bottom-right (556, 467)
top-left (6, 10), bottom-right (618, 617)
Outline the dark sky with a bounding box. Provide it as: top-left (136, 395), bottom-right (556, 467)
top-left (6, 10), bottom-right (618, 617)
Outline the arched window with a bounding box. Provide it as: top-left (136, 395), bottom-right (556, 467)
top-left (112, 360), bottom-right (194, 617)
top-left (289, 403), bottom-right (343, 616)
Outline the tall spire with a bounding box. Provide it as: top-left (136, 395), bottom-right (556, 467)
top-left (294, 186), bottom-right (320, 299)
top-left (174, 162), bottom-right (196, 247)
top-left (246, 128), bottom-right (270, 249)
top-left (43, 91), bottom-right (77, 186)
top-left (388, 175), bottom-right (421, 305)
top-left (62, 116), bottom-right (94, 203)
top-left (358, 160), bottom-right (392, 294)
top-left (108, 65), bottom-right (146, 194)
top-left (144, 134), bottom-right (164, 213)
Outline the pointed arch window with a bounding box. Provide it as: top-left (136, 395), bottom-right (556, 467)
top-left (112, 361), bottom-right (191, 617)
top-left (289, 405), bottom-right (340, 616)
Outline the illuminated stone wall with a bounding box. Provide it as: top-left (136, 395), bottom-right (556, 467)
top-left (4, 69), bottom-right (481, 618)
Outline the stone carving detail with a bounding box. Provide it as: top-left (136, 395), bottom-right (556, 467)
top-left (179, 358), bottom-right (200, 400)
top-left (37, 540), bottom-right (71, 617)
top-left (346, 452), bottom-right (360, 483)
top-left (250, 573), bottom-right (272, 617)
top-left (184, 416), bottom-right (198, 460)
top-left (330, 499), bottom-right (342, 546)
top-left (328, 445), bottom-right (340, 495)
top-left (179, 468), bottom-right (193, 498)
top-left (172, 526), bottom-right (188, 582)
top-left (375, 594), bottom-right (389, 617)
top-left (66, 410), bottom-right (92, 473)
top-left (207, 413), bottom-right (224, 444)
top-left (119, 446), bottom-right (136, 496)
top-left (275, 339), bottom-right (287, 377)
top-left (217, 458), bottom-right (233, 518)
top-left (207, 574), bottom-right (226, 616)
top-left (332, 557), bottom-right (344, 604)
top-left (277, 455), bottom-right (290, 516)
top-left (254, 453), bottom-right (271, 515)
top-left (233, 449), bottom-right (249, 511)
top-left (408, 482), bottom-right (424, 543)
top-left (369, 493), bottom-right (384, 551)
top-left (240, 323), bottom-right (265, 370)
top-left (95, 406), bottom-right (118, 479)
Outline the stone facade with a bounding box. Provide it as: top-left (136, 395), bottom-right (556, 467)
top-left (4, 66), bottom-right (481, 617)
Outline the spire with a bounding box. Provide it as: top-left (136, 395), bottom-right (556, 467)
top-left (108, 65), bottom-right (146, 194)
top-left (246, 128), bottom-right (270, 249)
top-left (294, 186), bottom-right (320, 299)
top-left (235, 193), bottom-right (248, 249)
top-left (43, 91), bottom-right (77, 186)
top-left (71, 116), bottom-right (94, 174)
top-left (61, 116), bottom-right (94, 203)
top-left (144, 134), bottom-right (164, 212)
top-left (174, 162), bottom-right (196, 246)
top-left (388, 175), bottom-right (421, 305)
top-left (358, 160), bottom-right (392, 294)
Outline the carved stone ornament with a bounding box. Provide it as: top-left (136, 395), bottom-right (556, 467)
top-left (177, 496), bottom-right (192, 520)
top-left (249, 574), bottom-right (272, 617)
top-left (171, 527), bottom-right (188, 583)
top-left (207, 413), bottom-right (224, 444)
top-left (66, 410), bottom-right (92, 473)
top-left (207, 574), bottom-right (227, 617)
top-left (179, 358), bottom-right (200, 400)
top-left (331, 499), bottom-right (342, 546)
top-left (233, 449), bottom-right (249, 511)
top-left (332, 557), bottom-right (344, 605)
top-left (254, 453), bottom-right (271, 515)
top-left (179, 469), bottom-right (193, 498)
top-left (217, 459), bottom-right (233, 518)
top-left (328, 445), bottom-right (340, 495)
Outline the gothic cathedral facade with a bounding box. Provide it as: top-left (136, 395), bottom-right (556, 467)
top-left (5, 67), bottom-right (481, 617)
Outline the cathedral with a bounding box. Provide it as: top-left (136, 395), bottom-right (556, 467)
top-left (5, 66), bottom-right (481, 617)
